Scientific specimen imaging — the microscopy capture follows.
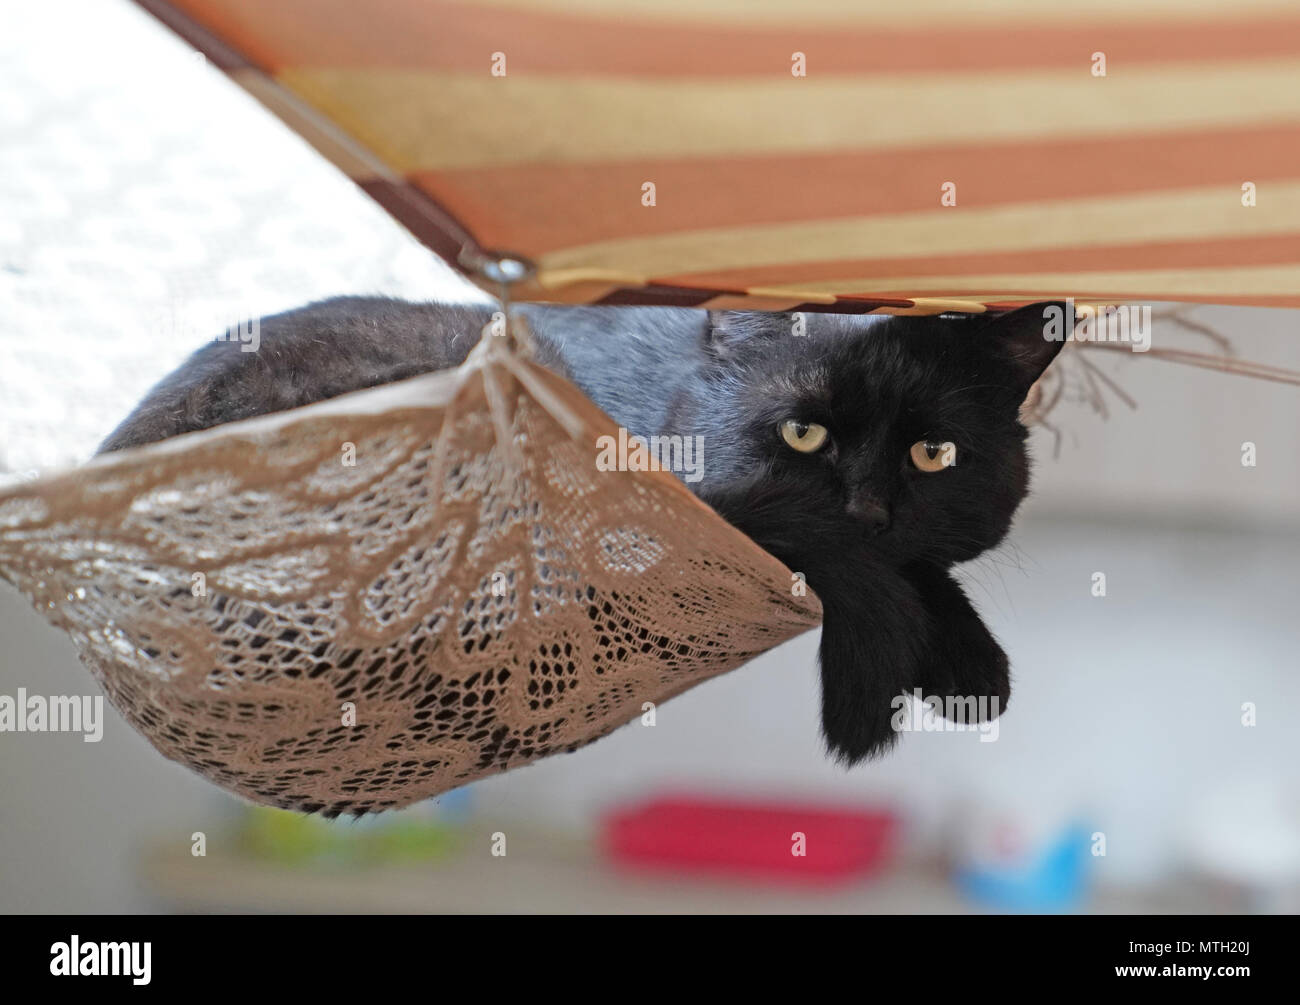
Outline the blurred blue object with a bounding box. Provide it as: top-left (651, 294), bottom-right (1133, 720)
top-left (955, 823), bottom-right (1092, 912)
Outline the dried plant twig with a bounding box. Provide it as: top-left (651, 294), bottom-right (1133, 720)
top-left (1023, 308), bottom-right (1300, 443)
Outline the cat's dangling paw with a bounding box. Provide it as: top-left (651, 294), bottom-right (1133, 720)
top-left (903, 563), bottom-right (1011, 724)
top-left (921, 633), bottom-right (1010, 725)
top-left (820, 686), bottom-right (904, 766)
top-left (815, 597), bottom-right (926, 765)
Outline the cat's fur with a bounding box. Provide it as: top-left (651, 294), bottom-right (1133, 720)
top-left (100, 297), bottom-right (1064, 763)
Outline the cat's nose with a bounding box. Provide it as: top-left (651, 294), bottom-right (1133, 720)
top-left (847, 496), bottom-right (891, 535)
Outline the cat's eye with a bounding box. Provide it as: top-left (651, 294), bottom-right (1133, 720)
top-left (779, 419), bottom-right (829, 453)
top-left (910, 440), bottom-right (956, 472)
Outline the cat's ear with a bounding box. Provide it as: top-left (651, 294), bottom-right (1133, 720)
top-left (704, 311), bottom-right (782, 359)
top-left (973, 301), bottom-right (1069, 395)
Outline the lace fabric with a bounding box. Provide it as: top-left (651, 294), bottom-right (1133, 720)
top-left (0, 335), bottom-right (820, 813)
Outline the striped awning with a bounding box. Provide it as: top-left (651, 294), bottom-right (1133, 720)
top-left (136, 0), bottom-right (1300, 313)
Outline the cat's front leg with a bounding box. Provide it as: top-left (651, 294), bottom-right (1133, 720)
top-left (813, 558), bottom-right (950, 765)
top-left (807, 559), bottom-right (1009, 761)
top-left (899, 562), bottom-right (1010, 724)
top-left (703, 478), bottom-right (947, 764)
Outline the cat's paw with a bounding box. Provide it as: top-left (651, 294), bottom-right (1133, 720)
top-left (923, 632), bottom-right (1010, 725)
top-left (821, 695), bottom-right (902, 766)
top-left (817, 608), bottom-right (916, 765)
top-left (903, 564), bottom-right (1011, 724)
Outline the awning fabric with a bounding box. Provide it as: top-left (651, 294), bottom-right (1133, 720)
top-left (135, 0), bottom-right (1300, 313)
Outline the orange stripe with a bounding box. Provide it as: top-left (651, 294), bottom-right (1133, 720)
top-left (628, 280), bottom-right (1300, 310)
top-left (410, 124), bottom-right (1300, 255)
top-left (658, 234), bottom-right (1300, 290)
top-left (653, 284), bottom-right (1300, 309)
top-left (172, 0), bottom-right (1300, 76)
top-left (835, 289), bottom-right (1300, 307)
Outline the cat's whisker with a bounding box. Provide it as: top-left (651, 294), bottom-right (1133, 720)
top-left (959, 550), bottom-right (1022, 619)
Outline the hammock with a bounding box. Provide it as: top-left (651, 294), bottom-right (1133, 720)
top-left (3, 0), bottom-right (1298, 811)
top-left (0, 333), bottom-right (818, 813)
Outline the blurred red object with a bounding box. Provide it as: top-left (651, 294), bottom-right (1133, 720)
top-left (601, 794), bottom-right (897, 885)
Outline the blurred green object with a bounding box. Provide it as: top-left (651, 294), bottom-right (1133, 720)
top-left (237, 806), bottom-right (463, 866)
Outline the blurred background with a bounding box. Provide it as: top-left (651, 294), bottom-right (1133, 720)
top-left (1, 0), bottom-right (1297, 913)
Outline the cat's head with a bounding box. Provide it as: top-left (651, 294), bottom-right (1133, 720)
top-left (674, 303), bottom-right (1066, 566)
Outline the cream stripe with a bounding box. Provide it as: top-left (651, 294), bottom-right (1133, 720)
top-left (701, 293), bottom-right (811, 312)
top-left (537, 183), bottom-right (1300, 280)
top-left (280, 61), bottom-right (1300, 171)
top-left (770, 265), bottom-right (1300, 299)
top-left (234, 71), bottom-right (396, 182)
top-left (879, 299), bottom-right (991, 315)
top-left (473, 0), bottom-right (1300, 28)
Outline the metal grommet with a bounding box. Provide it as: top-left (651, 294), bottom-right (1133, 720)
top-left (459, 249), bottom-right (539, 357)
top-left (479, 255), bottom-right (534, 286)
top-left (459, 247), bottom-right (537, 289)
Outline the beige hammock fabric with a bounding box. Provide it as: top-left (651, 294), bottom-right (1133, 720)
top-left (0, 333), bottom-right (819, 812)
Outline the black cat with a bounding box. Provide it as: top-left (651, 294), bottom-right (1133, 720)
top-left (101, 298), bottom-right (1064, 763)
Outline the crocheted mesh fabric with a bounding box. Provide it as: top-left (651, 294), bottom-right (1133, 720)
top-left (0, 337), bottom-right (820, 813)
